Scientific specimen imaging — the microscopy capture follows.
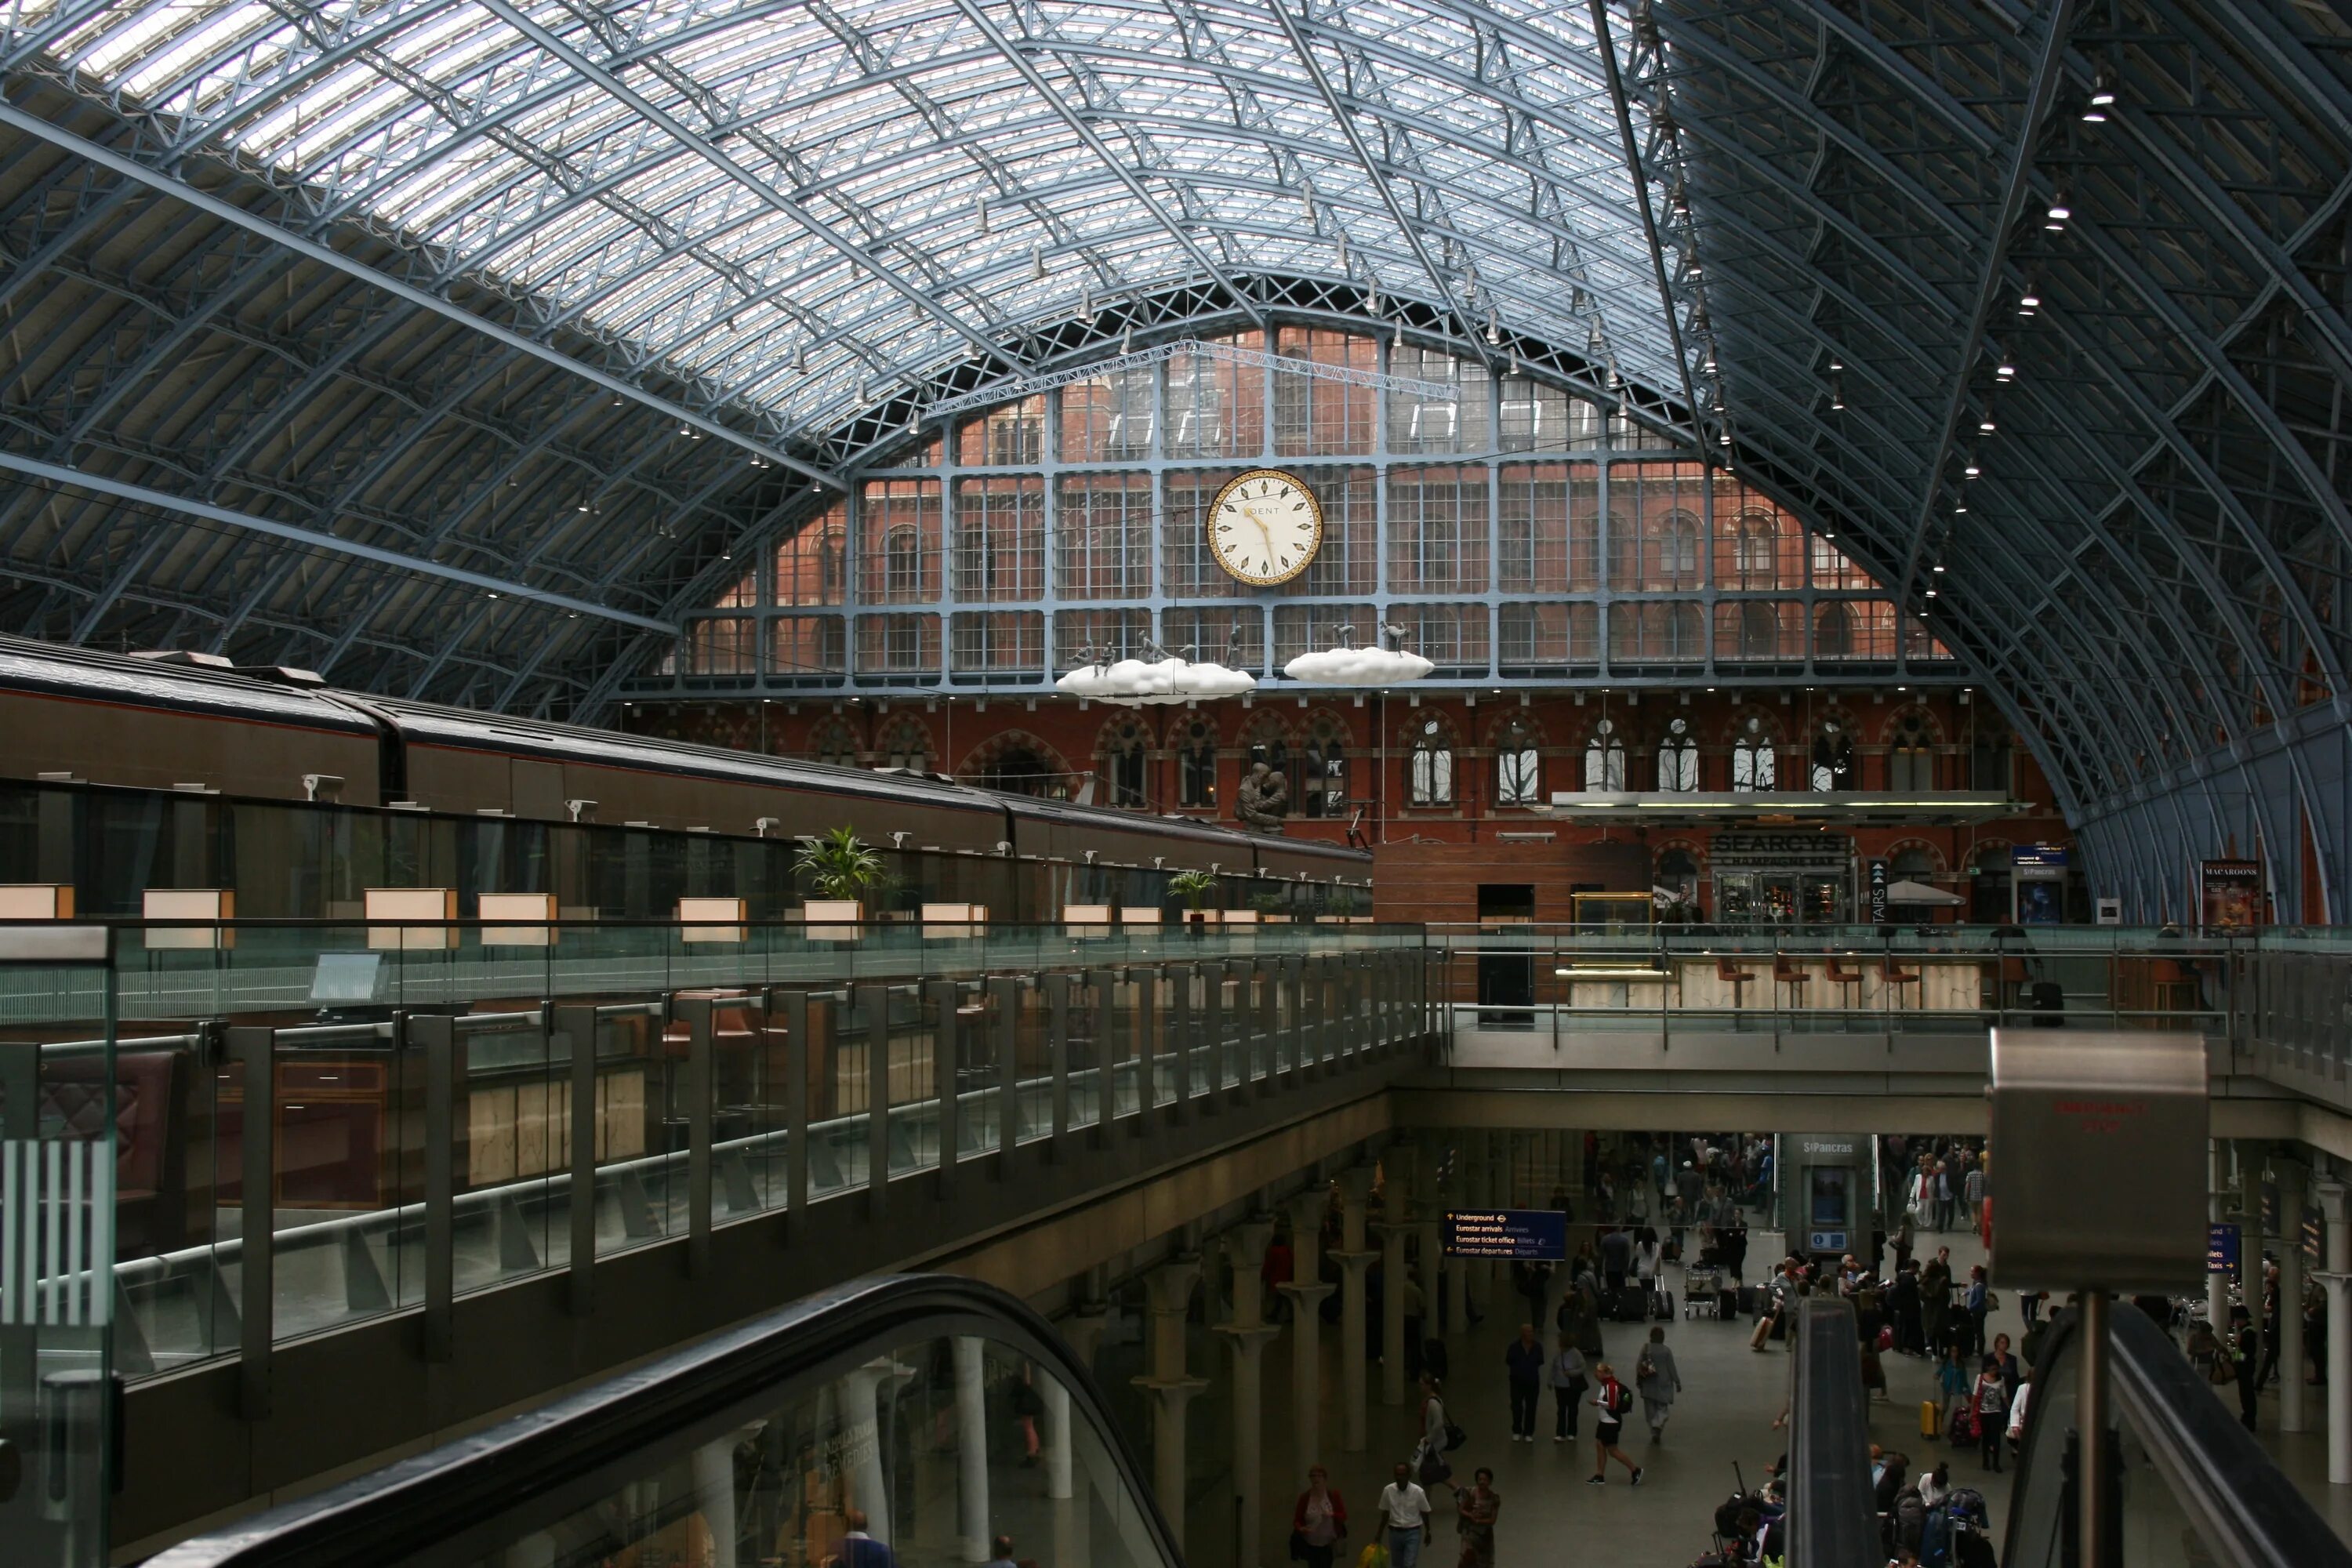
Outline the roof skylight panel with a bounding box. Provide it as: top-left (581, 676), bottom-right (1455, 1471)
top-left (120, 2), bottom-right (284, 103)
top-left (64, 0), bottom-right (230, 78)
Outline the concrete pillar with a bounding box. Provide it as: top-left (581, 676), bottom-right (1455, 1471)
top-left (2318, 1179), bottom-right (2351, 1485)
top-left (1132, 1256), bottom-right (1208, 1553)
top-left (839, 1356), bottom-right (918, 1544)
top-left (691, 1429), bottom-right (754, 1568)
top-left (1381, 1146), bottom-right (1415, 1406)
top-left (1217, 1221), bottom-right (1283, 1568)
top-left (1278, 1191), bottom-right (1336, 1473)
top-left (953, 1336), bottom-right (991, 1562)
top-left (2210, 1140), bottom-right (2234, 1338)
top-left (1052, 1308), bottom-right (1109, 1567)
top-left (1333, 1167), bottom-right (1380, 1452)
top-left (2277, 1158), bottom-right (2310, 1432)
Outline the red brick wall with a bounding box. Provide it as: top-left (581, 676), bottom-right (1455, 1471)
top-left (619, 688), bottom-right (2074, 909)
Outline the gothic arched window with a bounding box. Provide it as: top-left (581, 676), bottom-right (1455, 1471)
top-left (1496, 720), bottom-right (1541, 805)
top-left (1810, 720), bottom-right (1855, 791)
top-left (878, 717), bottom-right (930, 774)
top-left (1889, 710), bottom-right (1935, 792)
top-left (1731, 716), bottom-right (1777, 791)
top-left (1409, 717), bottom-right (1455, 806)
top-left (1583, 718), bottom-right (1626, 791)
top-left (1656, 717), bottom-right (1698, 792)
top-left (1301, 715), bottom-right (1349, 818)
top-left (1101, 719), bottom-right (1149, 808)
top-left (1179, 718), bottom-right (1218, 808)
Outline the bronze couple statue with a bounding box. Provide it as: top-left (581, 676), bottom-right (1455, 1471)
top-left (1236, 760), bottom-right (1289, 832)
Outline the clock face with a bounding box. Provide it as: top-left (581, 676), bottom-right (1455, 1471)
top-left (1207, 469), bottom-right (1323, 586)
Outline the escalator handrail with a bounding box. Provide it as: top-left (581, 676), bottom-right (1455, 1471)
top-left (1788, 1297), bottom-right (1883, 1568)
top-left (2004, 1305), bottom-right (2352, 1568)
top-left (144, 1272), bottom-right (1182, 1568)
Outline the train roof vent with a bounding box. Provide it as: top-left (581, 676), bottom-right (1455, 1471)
top-left (234, 664), bottom-right (328, 688)
top-left (130, 649), bottom-right (235, 668)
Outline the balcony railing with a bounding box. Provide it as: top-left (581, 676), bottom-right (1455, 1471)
top-left (0, 919), bottom-right (1429, 1406)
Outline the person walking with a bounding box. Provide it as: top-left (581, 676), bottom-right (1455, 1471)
top-left (1513, 1258), bottom-right (1553, 1330)
top-left (1636, 1324), bottom-right (1683, 1442)
top-left (1504, 1323), bottom-right (1546, 1442)
top-left (1454, 1468), bottom-right (1502, 1568)
top-left (1586, 1362), bottom-right (1644, 1485)
top-left (1970, 1355), bottom-right (2010, 1472)
top-left (1288, 1466), bottom-right (1348, 1568)
top-left (2234, 1307), bottom-right (2262, 1432)
top-left (1417, 1371), bottom-right (1451, 1477)
top-left (1600, 1225), bottom-right (1633, 1294)
top-left (1936, 1343), bottom-right (1971, 1439)
top-left (1546, 1333), bottom-right (1588, 1443)
top-left (825, 1509), bottom-right (897, 1567)
top-left (982, 1536), bottom-right (1019, 1568)
top-left (1920, 1248), bottom-right (1953, 1355)
top-left (1962, 1265), bottom-right (1991, 1360)
top-left (1378, 1461), bottom-right (1435, 1568)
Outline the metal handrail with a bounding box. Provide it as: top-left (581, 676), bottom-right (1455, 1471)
top-left (141, 1273), bottom-right (1182, 1568)
top-left (2004, 1307), bottom-right (2352, 1568)
top-left (1788, 1298), bottom-right (1882, 1568)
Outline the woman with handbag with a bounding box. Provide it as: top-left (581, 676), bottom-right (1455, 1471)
top-left (1290, 1466), bottom-right (1348, 1567)
top-left (1545, 1334), bottom-right (1588, 1442)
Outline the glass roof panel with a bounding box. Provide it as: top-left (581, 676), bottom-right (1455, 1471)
top-left (23, 0), bottom-right (1687, 432)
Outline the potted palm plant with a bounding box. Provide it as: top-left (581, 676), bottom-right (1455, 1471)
top-left (1168, 869), bottom-right (1220, 932)
top-left (796, 826), bottom-right (890, 940)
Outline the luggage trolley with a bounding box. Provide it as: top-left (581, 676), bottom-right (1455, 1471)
top-left (1682, 1263), bottom-right (1726, 1317)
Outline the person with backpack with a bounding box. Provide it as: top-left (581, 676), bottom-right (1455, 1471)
top-left (1635, 1324), bottom-right (1682, 1441)
top-left (1585, 1362), bottom-right (1644, 1485)
top-left (1969, 1356), bottom-right (2009, 1471)
top-left (1545, 1333), bottom-right (1588, 1442)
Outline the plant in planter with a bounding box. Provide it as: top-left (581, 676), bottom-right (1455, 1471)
top-left (795, 826), bottom-right (892, 937)
top-left (1251, 890), bottom-right (1290, 923)
top-left (1168, 869), bottom-right (1219, 927)
top-left (1319, 886), bottom-right (1362, 924)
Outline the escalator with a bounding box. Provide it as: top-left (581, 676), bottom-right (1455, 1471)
top-left (143, 1275), bottom-right (1179, 1568)
top-left (1784, 1297), bottom-right (2352, 1568)
top-left (2002, 1304), bottom-right (2350, 1568)
top-left (1787, 1298), bottom-right (1884, 1568)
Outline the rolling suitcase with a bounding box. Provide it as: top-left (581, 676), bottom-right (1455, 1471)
top-left (1611, 1289), bottom-right (1648, 1323)
top-left (1718, 1288), bottom-right (1738, 1319)
top-left (1919, 1399), bottom-right (1940, 1438)
top-left (1737, 1285), bottom-right (1762, 1315)
top-left (1652, 1289), bottom-right (1675, 1320)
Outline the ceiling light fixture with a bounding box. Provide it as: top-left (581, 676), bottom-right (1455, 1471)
top-left (2044, 190), bottom-right (2070, 231)
top-left (1829, 376), bottom-right (1844, 410)
top-left (1029, 244), bottom-right (1046, 281)
top-left (1979, 415), bottom-right (1998, 434)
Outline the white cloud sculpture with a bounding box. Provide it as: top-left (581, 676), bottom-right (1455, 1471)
top-left (1281, 646), bottom-right (1436, 685)
top-left (1056, 657), bottom-right (1257, 705)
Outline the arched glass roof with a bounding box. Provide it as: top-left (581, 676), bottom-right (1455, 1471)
top-left (3, 0), bottom-right (2351, 917)
top-left (13, 0), bottom-right (1691, 435)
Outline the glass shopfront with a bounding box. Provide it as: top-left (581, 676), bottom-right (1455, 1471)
top-left (1709, 831), bottom-right (1855, 925)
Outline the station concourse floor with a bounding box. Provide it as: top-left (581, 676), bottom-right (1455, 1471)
top-left (1209, 1224), bottom-right (2352, 1567)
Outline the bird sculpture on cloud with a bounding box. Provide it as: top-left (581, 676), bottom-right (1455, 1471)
top-left (1281, 620), bottom-right (1435, 685)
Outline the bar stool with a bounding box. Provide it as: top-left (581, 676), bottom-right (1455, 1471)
top-left (1715, 955), bottom-right (1755, 1010)
top-left (1772, 955), bottom-right (1811, 1011)
top-left (1879, 959), bottom-right (1922, 1008)
top-left (1824, 956), bottom-right (1867, 1011)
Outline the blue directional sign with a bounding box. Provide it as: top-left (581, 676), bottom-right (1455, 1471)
top-left (2208, 1221), bottom-right (2241, 1278)
top-left (1442, 1208), bottom-right (1568, 1260)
